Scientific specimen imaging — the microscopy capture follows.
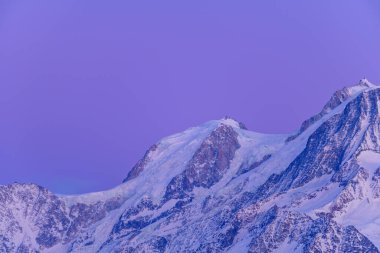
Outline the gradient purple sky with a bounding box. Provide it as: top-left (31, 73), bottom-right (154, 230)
top-left (1, 1), bottom-right (380, 194)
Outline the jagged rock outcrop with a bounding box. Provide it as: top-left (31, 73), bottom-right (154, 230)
top-left (164, 123), bottom-right (240, 200)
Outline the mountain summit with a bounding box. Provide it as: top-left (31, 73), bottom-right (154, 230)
top-left (1, 80), bottom-right (380, 252)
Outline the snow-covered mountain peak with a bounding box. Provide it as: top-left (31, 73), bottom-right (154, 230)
top-left (342, 78), bottom-right (377, 98)
top-left (3, 79), bottom-right (380, 252)
top-left (293, 79), bottom-right (379, 138)
top-left (358, 77), bottom-right (376, 88)
top-left (217, 116), bottom-right (248, 130)
top-left (329, 78), bottom-right (377, 104)
top-left (121, 117), bottom-right (247, 185)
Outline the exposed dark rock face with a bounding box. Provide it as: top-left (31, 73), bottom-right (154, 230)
top-left (164, 124), bottom-right (240, 200)
top-left (123, 144), bottom-right (158, 182)
top-left (0, 184), bottom-right (70, 250)
top-left (236, 154), bottom-right (271, 176)
top-left (256, 89), bottom-right (380, 203)
top-left (130, 236), bottom-right (168, 253)
top-left (0, 183), bottom-right (124, 252)
top-left (287, 79), bottom-right (374, 142)
top-left (243, 208), bottom-right (379, 253)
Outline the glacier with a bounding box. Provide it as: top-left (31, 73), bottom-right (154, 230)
top-left (1, 79), bottom-right (380, 252)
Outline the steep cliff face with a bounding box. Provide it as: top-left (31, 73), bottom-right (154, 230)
top-left (163, 123), bottom-right (240, 201)
top-left (1, 80), bottom-right (380, 253)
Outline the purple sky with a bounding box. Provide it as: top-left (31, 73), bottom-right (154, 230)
top-left (1, 0), bottom-right (380, 194)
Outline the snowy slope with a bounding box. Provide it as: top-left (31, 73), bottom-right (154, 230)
top-left (1, 79), bottom-right (380, 252)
